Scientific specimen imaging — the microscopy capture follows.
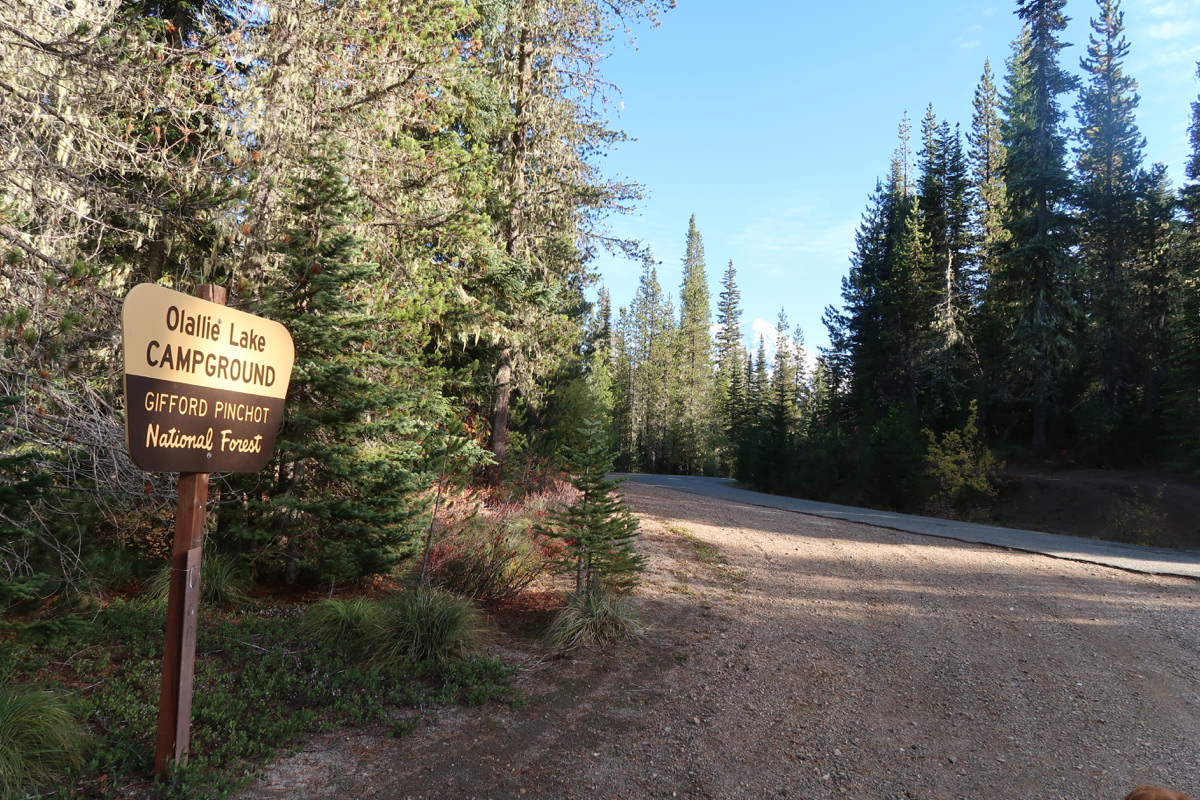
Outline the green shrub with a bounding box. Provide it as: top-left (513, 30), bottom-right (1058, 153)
top-left (369, 589), bottom-right (482, 665)
top-left (0, 686), bottom-right (87, 796)
top-left (304, 591), bottom-right (483, 666)
top-left (924, 401), bottom-right (1005, 516)
top-left (1101, 488), bottom-right (1168, 546)
top-left (299, 596), bottom-right (382, 657)
top-left (543, 589), bottom-right (642, 653)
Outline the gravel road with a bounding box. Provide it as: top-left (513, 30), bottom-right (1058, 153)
top-left (240, 482), bottom-right (1200, 800)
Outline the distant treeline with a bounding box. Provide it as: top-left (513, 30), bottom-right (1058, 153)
top-left (600, 0), bottom-right (1200, 511)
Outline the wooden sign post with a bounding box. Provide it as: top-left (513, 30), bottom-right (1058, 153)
top-left (121, 283), bottom-right (294, 781)
top-left (153, 283), bottom-right (222, 779)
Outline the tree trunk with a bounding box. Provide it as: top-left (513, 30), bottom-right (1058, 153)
top-left (486, 12), bottom-right (534, 485)
top-left (486, 348), bottom-right (513, 484)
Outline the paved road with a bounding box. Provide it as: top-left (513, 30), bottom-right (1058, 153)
top-left (617, 472), bottom-right (1200, 580)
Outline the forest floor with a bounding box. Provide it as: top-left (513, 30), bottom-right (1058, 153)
top-left (990, 465), bottom-right (1200, 552)
top-left (238, 472), bottom-right (1200, 800)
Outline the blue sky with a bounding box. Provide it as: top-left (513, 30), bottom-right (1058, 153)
top-left (589, 0), bottom-right (1200, 359)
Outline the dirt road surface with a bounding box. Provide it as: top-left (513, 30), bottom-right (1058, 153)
top-left (239, 482), bottom-right (1200, 800)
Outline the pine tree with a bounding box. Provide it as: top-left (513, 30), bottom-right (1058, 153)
top-left (1165, 66), bottom-right (1200, 470)
top-left (918, 109), bottom-right (976, 429)
top-left (714, 260), bottom-right (747, 471)
top-left (968, 60), bottom-right (1011, 282)
top-left (1074, 0), bottom-right (1148, 443)
top-left (584, 287), bottom-right (616, 419)
top-left (759, 310), bottom-right (802, 493)
top-left (671, 215), bottom-right (718, 475)
top-left (229, 146), bottom-right (432, 584)
top-left (478, 0), bottom-right (670, 484)
top-left (995, 3), bottom-right (1080, 454)
top-left (838, 131), bottom-right (931, 422)
top-left (1128, 164), bottom-right (1176, 441)
top-left (969, 59), bottom-right (1012, 416)
top-left (736, 335), bottom-right (772, 486)
top-left (540, 418), bottom-right (644, 598)
top-left (610, 305), bottom-right (637, 471)
top-left (627, 255), bottom-right (676, 472)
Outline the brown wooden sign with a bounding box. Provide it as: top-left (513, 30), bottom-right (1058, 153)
top-left (122, 283), bottom-right (294, 472)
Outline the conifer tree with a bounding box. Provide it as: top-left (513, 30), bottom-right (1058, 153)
top-left (540, 418), bottom-right (644, 599)
top-left (758, 310), bottom-right (803, 493)
top-left (1165, 65), bottom-right (1200, 469)
top-left (228, 146), bottom-right (434, 584)
top-left (583, 287), bottom-right (617, 418)
top-left (1074, 0), bottom-right (1150, 446)
top-left (995, 3), bottom-right (1080, 454)
top-left (671, 216), bottom-right (718, 475)
top-left (837, 132), bottom-right (930, 422)
top-left (627, 255), bottom-right (676, 472)
top-left (715, 260), bottom-right (747, 470)
top-left (918, 109), bottom-right (976, 429)
top-left (968, 60), bottom-right (1011, 282)
top-left (610, 305), bottom-right (637, 471)
top-left (475, 0), bottom-right (670, 483)
top-left (969, 59), bottom-right (1012, 414)
top-left (736, 335), bottom-right (772, 485)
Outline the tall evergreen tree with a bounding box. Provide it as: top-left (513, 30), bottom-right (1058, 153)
top-left (1165, 65), bottom-right (1200, 469)
top-left (918, 109), bottom-right (976, 428)
top-left (714, 260), bottom-right (747, 470)
top-left (478, 0), bottom-right (671, 483)
top-left (995, 3), bottom-right (1080, 454)
top-left (610, 305), bottom-right (637, 470)
top-left (627, 255), bottom-right (676, 472)
top-left (1074, 0), bottom-right (1148, 442)
top-left (735, 335), bottom-right (772, 486)
top-left (967, 60), bottom-right (1011, 288)
top-left (671, 215), bottom-right (718, 475)
top-left (969, 59), bottom-right (1012, 420)
top-left (762, 310), bottom-right (802, 492)
top-left (837, 132), bottom-right (931, 422)
top-left (228, 146), bottom-right (434, 584)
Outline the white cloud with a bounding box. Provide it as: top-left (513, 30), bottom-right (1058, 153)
top-left (1145, 20), bottom-right (1196, 40)
top-left (954, 23), bottom-right (984, 50)
top-left (729, 195), bottom-right (858, 280)
top-left (746, 318), bottom-right (817, 375)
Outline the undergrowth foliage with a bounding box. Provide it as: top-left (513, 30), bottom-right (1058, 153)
top-left (302, 589), bottom-right (483, 665)
top-left (542, 590), bottom-right (642, 652)
top-left (422, 489), bottom-right (568, 602)
top-left (1, 596), bottom-right (516, 799)
top-left (924, 402), bottom-right (1005, 516)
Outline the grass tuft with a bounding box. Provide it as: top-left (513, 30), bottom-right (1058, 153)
top-left (370, 588), bottom-right (483, 665)
top-left (0, 686), bottom-right (87, 796)
top-left (299, 596), bottom-right (381, 657)
top-left (543, 590), bottom-right (643, 652)
top-left (146, 551), bottom-right (251, 606)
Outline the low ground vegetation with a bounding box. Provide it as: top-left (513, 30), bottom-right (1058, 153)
top-left (1, 472), bottom-right (644, 799)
